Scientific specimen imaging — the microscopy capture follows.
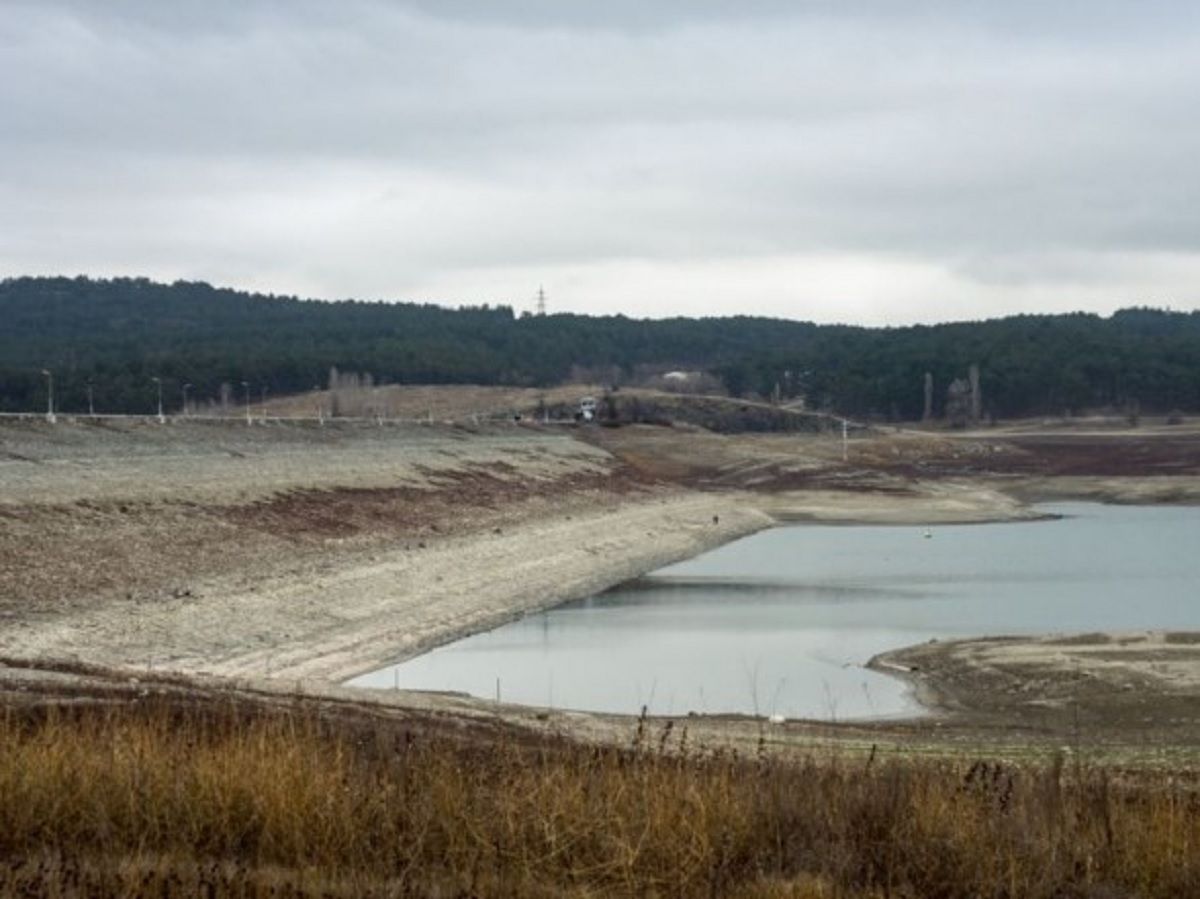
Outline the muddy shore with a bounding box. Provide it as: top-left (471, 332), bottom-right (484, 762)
top-left (870, 631), bottom-right (1200, 752)
top-left (4, 413), bottom-right (1200, 754)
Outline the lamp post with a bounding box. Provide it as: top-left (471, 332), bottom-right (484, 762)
top-left (41, 369), bottom-right (55, 423)
top-left (242, 381), bottom-right (251, 425)
top-left (152, 376), bottom-right (164, 423)
top-left (182, 383), bottom-right (193, 417)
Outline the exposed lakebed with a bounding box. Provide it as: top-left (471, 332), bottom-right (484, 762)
top-left (349, 503), bottom-right (1200, 720)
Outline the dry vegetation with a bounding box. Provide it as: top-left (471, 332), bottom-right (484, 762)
top-left (9, 404), bottom-right (1200, 895)
top-left (2, 699), bottom-right (1199, 898)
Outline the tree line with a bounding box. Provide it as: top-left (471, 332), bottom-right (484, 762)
top-left (2, 275), bottom-right (1198, 420)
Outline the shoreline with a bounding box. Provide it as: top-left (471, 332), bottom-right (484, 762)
top-left (7, 481), bottom-right (1037, 687)
top-left (866, 648), bottom-right (951, 721)
top-left (6, 415), bottom-right (1200, 751)
top-left (190, 480), bottom-right (1052, 683)
top-left (8, 491), bottom-right (776, 683)
top-left (869, 631), bottom-right (1200, 745)
top-left (9, 480), bottom-right (1173, 690)
top-left (336, 494), bottom-right (1197, 738)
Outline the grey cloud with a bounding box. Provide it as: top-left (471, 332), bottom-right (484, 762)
top-left (2, 1), bottom-right (1200, 319)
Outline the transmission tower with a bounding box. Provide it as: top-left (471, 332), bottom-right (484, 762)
top-left (536, 285), bottom-right (546, 316)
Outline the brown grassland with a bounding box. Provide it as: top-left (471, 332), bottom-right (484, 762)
top-left (1, 698), bottom-right (1198, 898)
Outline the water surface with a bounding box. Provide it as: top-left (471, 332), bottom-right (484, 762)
top-left (349, 503), bottom-right (1200, 719)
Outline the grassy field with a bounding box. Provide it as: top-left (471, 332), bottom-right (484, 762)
top-left (2, 699), bottom-right (1198, 897)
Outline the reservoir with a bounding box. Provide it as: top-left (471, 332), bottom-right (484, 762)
top-left (349, 503), bottom-right (1200, 720)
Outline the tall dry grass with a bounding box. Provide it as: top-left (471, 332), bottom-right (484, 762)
top-left (1, 700), bottom-right (1198, 897)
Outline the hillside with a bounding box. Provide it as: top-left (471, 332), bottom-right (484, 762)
top-left (3, 275), bottom-right (1199, 419)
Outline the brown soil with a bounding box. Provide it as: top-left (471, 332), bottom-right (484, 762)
top-left (221, 465), bottom-right (649, 542)
top-left (873, 632), bottom-right (1200, 753)
top-left (587, 422), bottom-right (1200, 501)
top-left (880, 433), bottom-right (1200, 479)
top-left (0, 419), bottom-right (636, 619)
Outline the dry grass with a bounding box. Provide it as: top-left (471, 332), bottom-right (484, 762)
top-left (1, 700), bottom-right (1198, 897)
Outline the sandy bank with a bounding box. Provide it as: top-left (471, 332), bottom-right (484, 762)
top-left (1001, 474), bottom-right (1200, 506)
top-left (6, 477), bottom-right (1044, 685)
top-left (7, 493), bottom-right (770, 682)
top-left (871, 631), bottom-right (1200, 745)
top-left (759, 480), bottom-right (1045, 525)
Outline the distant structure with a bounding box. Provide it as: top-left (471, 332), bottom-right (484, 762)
top-left (969, 363), bottom-right (982, 423)
top-left (945, 377), bottom-right (972, 428)
top-left (536, 285), bottom-right (546, 316)
top-left (945, 363), bottom-right (983, 427)
top-left (922, 371), bottom-right (934, 422)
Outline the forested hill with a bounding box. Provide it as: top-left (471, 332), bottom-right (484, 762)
top-left (2, 275), bottom-right (1199, 420)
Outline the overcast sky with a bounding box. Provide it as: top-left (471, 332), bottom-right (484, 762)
top-left (3, 1), bottom-right (1200, 324)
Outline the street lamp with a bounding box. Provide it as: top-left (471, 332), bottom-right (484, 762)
top-left (182, 383), bottom-right (193, 417)
top-left (41, 369), bottom-right (55, 423)
top-left (151, 376), bottom-right (164, 424)
top-left (242, 380), bottom-right (251, 425)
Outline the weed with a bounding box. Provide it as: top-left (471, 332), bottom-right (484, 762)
top-left (1, 700), bottom-right (1198, 897)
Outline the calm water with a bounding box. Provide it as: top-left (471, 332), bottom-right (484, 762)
top-left (348, 503), bottom-right (1200, 720)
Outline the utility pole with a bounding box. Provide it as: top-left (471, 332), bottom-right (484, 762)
top-left (242, 381), bottom-right (251, 426)
top-left (86, 379), bottom-right (95, 416)
top-left (182, 383), bottom-right (193, 417)
top-left (841, 418), bottom-right (849, 462)
top-left (42, 369), bottom-right (55, 423)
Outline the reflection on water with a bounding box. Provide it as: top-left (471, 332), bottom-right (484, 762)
top-left (348, 503), bottom-right (1200, 720)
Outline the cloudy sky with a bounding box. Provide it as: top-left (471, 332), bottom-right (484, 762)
top-left (3, 1), bottom-right (1200, 324)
